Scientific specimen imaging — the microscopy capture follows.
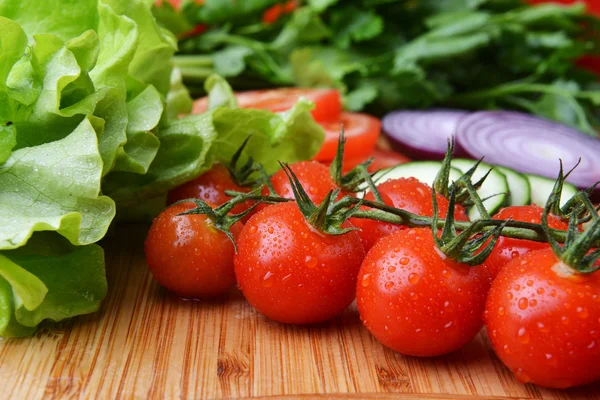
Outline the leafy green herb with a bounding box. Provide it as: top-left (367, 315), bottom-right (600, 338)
top-left (165, 0), bottom-right (600, 135)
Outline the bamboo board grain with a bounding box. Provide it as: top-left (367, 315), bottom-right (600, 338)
top-left (0, 224), bottom-right (598, 400)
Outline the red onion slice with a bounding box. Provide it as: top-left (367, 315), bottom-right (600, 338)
top-left (382, 110), bottom-right (468, 160)
top-left (455, 111), bottom-right (600, 189)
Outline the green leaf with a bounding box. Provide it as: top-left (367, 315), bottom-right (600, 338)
top-left (4, 234), bottom-right (107, 328)
top-left (213, 46), bottom-right (254, 77)
top-left (112, 85), bottom-right (163, 174)
top-left (0, 16), bottom-right (28, 86)
top-left (102, 0), bottom-right (178, 96)
top-left (0, 124), bottom-right (16, 165)
top-left (103, 112), bottom-right (217, 206)
top-left (0, 277), bottom-right (35, 337)
top-left (187, 0), bottom-right (280, 24)
top-left (152, 1), bottom-right (193, 36)
top-left (205, 74), bottom-right (238, 109)
top-left (210, 99), bottom-right (325, 174)
top-left (0, 0), bottom-right (99, 42)
top-left (308, 0), bottom-right (339, 12)
top-left (0, 117), bottom-right (116, 250)
top-left (330, 6), bottom-right (383, 49)
top-left (165, 67), bottom-right (193, 120)
top-left (0, 233), bottom-right (107, 337)
top-left (0, 254), bottom-right (47, 311)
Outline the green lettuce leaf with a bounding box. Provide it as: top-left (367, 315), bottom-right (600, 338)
top-left (0, 117), bottom-right (115, 250)
top-left (104, 83), bottom-right (324, 208)
top-left (0, 233), bottom-right (107, 337)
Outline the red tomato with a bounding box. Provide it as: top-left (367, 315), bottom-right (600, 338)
top-left (325, 147), bottom-right (411, 174)
top-left (167, 163), bottom-right (254, 216)
top-left (263, 0), bottom-right (298, 24)
top-left (484, 248), bottom-right (600, 388)
top-left (192, 88), bottom-right (342, 123)
top-left (351, 178), bottom-right (470, 251)
top-left (144, 202), bottom-right (243, 298)
top-left (254, 160), bottom-right (338, 214)
top-left (357, 228), bottom-right (491, 357)
top-left (485, 205), bottom-right (569, 280)
top-left (313, 112), bottom-right (381, 162)
top-left (234, 202), bottom-right (366, 324)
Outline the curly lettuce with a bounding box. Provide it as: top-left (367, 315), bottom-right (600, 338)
top-left (0, 1), bottom-right (324, 337)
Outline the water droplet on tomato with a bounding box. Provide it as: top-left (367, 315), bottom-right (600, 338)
top-left (248, 225), bottom-right (257, 234)
top-left (514, 284), bottom-right (521, 291)
top-left (442, 269), bottom-right (451, 278)
top-left (537, 287), bottom-right (545, 295)
top-left (444, 301), bottom-right (450, 308)
top-left (408, 273), bottom-right (420, 285)
top-left (444, 321), bottom-right (453, 329)
top-left (561, 316), bottom-right (570, 325)
top-left (410, 292), bottom-right (419, 300)
top-left (537, 322), bottom-right (550, 333)
top-left (588, 341), bottom-right (596, 349)
top-left (262, 272), bottom-right (274, 287)
top-left (384, 281), bottom-right (394, 289)
top-left (577, 307), bottom-right (589, 319)
top-left (545, 353), bottom-right (557, 367)
top-left (518, 298), bottom-right (529, 310)
top-left (498, 307), bottom-right (506, 316)
top-left (267, 226), bottom-right (274, 234)
top-left (304, 255), bottom-right (317, 269)
top-left (551, 290), bottom-right (557, 297)
top-left (309, 186), bottom-right (318, 195)
top-left (507, 293), bottom-right (513, 300)
top-left (503, 344), bottom-right (511, 354)
top-left (526, 280), bottom-right (534, 287)
top-left (400, 257), bottom-right (409, 265)
top-left (517, 327), bottom-right (530, 344)
top-left (530, 299), bottom-right (538, 307)
top-left (388, 266), bottom-right (396, 273)
top-left (361, 274), bottom-right (372, 287)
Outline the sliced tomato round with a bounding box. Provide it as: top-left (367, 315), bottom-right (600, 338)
top-left (192, 88), bottom-right (342, 123)
top-left (313, 112), bottom-right (381, 162)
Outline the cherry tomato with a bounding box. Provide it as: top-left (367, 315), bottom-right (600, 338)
top-left (254, 160), bottom-right (338, 214)
top-left (484, 248), bottom-right (600, 388)
top-left (234, 202), bottom-right (366, 324)
top-left (167, 163), bottom-right (254, 216)
top-left (357, 228), bottom-right (491, 357)
top-left (192, 88), bottom-right (342, 123)
top-left (351, 178), bottom-right (470, 251)
top-left (313, 112), bottom-right (381, 162)
top-left (485, 205), bottom-right (569, 280)
top-left (145, 202), bottom-right (243, 299)
top-left (325, 147), bottom-right (411, 174)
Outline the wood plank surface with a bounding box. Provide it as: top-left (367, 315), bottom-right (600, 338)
top-left (0, 224), bottom-right (598, 400)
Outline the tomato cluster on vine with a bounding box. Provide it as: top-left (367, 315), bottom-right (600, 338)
top-left (145, 142), bottom-right (600, 390)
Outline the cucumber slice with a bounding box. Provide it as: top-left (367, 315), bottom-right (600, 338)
top-left (451, 159), bottom-right (509, 220)
top-left (358, 161), bottom-right (463, 194)
top-left (496, 166), bottom-right (531, 206)
top-left (526, 174), bottom-right (578, 207)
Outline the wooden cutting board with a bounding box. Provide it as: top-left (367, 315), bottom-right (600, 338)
top-left (0, 224), bottom-right (598, 400)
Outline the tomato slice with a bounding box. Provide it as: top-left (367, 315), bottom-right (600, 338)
top-left (192, 88), bottom-right (342, 123)
top-left (313, 112), bottom-right (381, 162)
